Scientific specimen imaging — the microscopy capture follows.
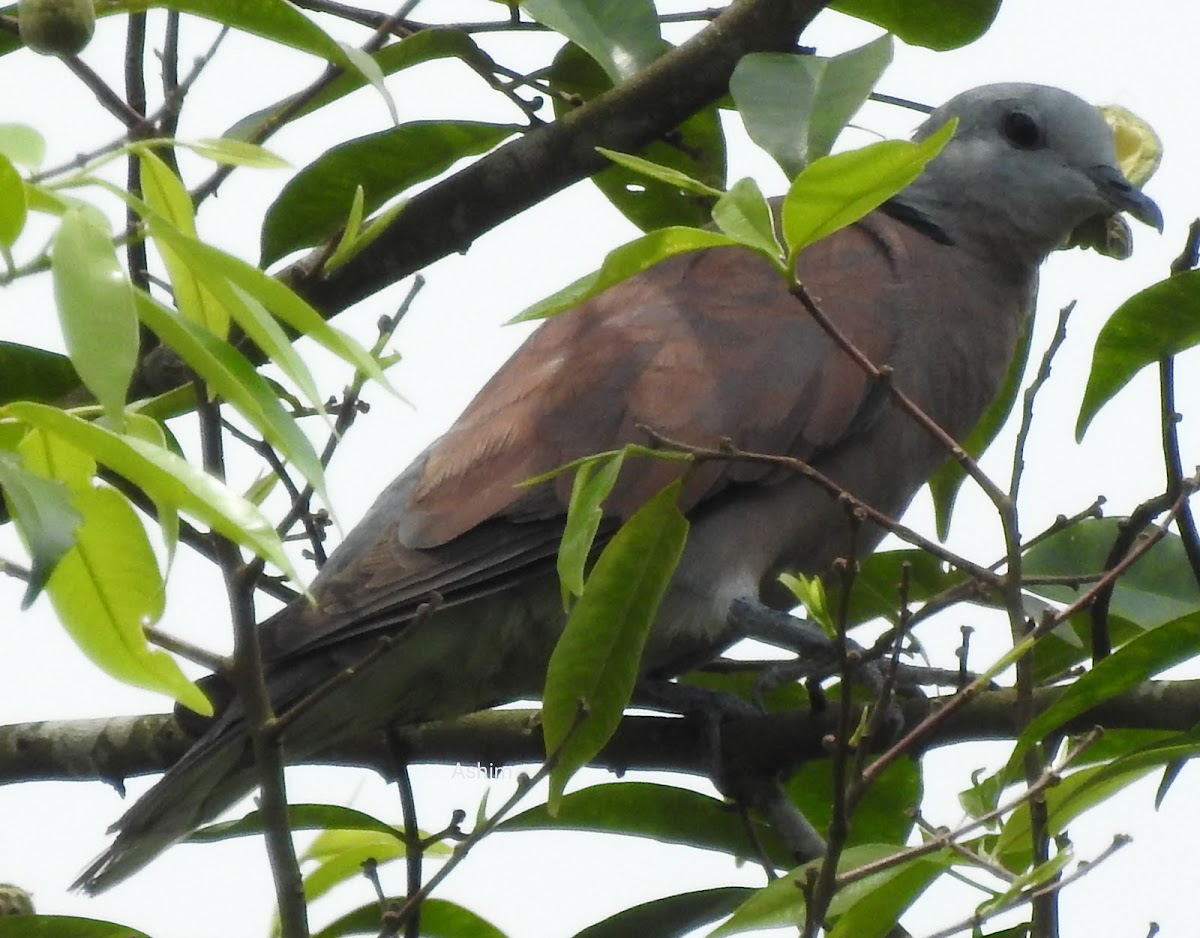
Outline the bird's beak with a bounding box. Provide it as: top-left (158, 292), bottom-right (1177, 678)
top-left (1088, 163), bottom-right (1164, 231)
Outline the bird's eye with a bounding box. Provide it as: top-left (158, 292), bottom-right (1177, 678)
top-left (1001, 109), bottom-right (1044, 149)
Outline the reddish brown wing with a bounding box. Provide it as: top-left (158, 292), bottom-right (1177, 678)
top-left (262, 211), bottom-right (918, 657)
top-left (405, 213), bottom-right (913, 544)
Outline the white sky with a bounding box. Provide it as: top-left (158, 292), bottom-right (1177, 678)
top-left (1, 1), bottom-right (1198, 936)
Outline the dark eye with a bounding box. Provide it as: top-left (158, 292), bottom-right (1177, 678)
top-left (1001, 109), bottom-right (1044, 149)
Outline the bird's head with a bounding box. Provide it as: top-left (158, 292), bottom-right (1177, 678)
top-left (906, 83), bottom-right (1162, 263)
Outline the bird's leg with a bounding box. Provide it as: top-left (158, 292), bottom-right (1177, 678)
top-left (728, 597), bottom-right (911, 739)
top-left (633, 678), bottom-right (828, 867)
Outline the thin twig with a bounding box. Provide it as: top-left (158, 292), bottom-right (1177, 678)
top-left (195, 382), bottom-right (308, 937)
top-left (918, 834), bottom-right (1131, 938)
top-left (384, 705), bottom-right (592, 933)
top-left (790, 280), bottom-right (1009, 511)
top-left (640, 427), bottom-right (1003, 589)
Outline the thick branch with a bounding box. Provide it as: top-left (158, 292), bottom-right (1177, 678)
top-left (5, 679), bottom-right (1200, 787)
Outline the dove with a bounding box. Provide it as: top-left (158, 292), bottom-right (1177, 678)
top-left (77, 82), bottom-right (1162, 892)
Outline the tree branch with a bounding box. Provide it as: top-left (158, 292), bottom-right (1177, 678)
top-left (6, 679), bottom-right (1200, 788)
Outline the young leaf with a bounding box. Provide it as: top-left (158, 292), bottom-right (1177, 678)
top-left (43, 485), bottom-right (211, 714)
top-left (137, 147), bottom-right (230, 337)
top-left (51, 209), bottom-right (138, 427)
top-left (179, 137), bottom-right (290, 168)
top-left (143, 221), bottom-right (392, 393)
top-left (510, 227), bottom-right (752, 323)
top-left (134, 290), bottom-right (328, 504)
top-left (783, 121), bottom-right (956, 261)
top-left (3, 402), bottom-right (301, 585)
top-left (558, 451), bottom-right (626, 605)
top-left (323, 185), bottom-right (367, 272)
top-left (544, 480), bottom-right (689, 811)
top-left (711, 177), bottom-right (783, 263)
top-left (0, 122), bottom-right (45, 167)
top-left (339, 42), bottom-right (399, 126)
top-left (595, 147), bottom-right (724, 198)
top-left (0, 153), bottom-right (26, 250)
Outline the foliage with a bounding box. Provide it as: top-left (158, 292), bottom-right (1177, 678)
top-left (0, 2), bottom-right (1196, 938)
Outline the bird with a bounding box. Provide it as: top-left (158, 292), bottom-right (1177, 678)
top-left (76, 82), bottom-right (1162, 892)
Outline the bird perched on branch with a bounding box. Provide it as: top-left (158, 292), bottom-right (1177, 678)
top-left (77, 82), bottom-right (1162, 892)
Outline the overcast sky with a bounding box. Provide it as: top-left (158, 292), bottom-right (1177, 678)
top-left (1, 1), bottom-right (1198, 936)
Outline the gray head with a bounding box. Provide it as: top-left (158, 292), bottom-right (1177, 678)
top-left (904, 83), bottom-right (1162, 264)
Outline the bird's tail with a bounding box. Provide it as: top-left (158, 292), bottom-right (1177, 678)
top-left (73, 725), bottom-right (253, 894)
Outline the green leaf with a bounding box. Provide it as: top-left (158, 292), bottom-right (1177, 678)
top-left (0, 342), bottom-right (80, 406)
top-left (544, 480), bottom-right (689, 810)
top-left (550, 41), bottom-right (725, 231)
top-left (827, 548), bottom-right (967, 628)
top-left (191, 803), bottom-right (404, 842)
top-left (340, 42), bottom-right (399, 126)
top-left (712, 177), bottom-right (783, 263)
top-left (501, 781), bottom-right (794, 868)
top-left (995, 761), bottom-right (1154, 869)
top-left (731, 37), bottom-right (892, 178)
top-left (1076, 269), bottom-right (1200, 440)
top-left (44, 486), bottom-right (211, 714)
top-left (137, 147), bottom-right (229, 336)
top-left (260, 121), bottom-right (518, 266)
top-left (784, 757), bottom-right (922, 849)
top-left (778, 572), bottom-right (834, 635)
top-left (98, 0), bottom-right (350, 65)
top-left (999, 611), bottom-right (1200, 788)
top-left (522, 0), bottom-right (662, 82)
top-left (827, 854), bottom-right (948, 938)
top-left (510, 227), bottom-right (752, 322)
top-left (0, 122), bottom-right (45, 167)
top-left (0, 916), bottom-right (151, 938)
top-left (323, 185), bottom-right (366, 272)
top-left (313, 898), bottom-right (507, 938)
top-left (226, 28), bottom-right (492, 140)
top-left (178, 137), bottom-right (290, 168)
top-left (596, 147), bottom-right (723, 198)
top-left (830, 0), bottom-right (1001, 50)
top-left (300, 826), bottom-right (447, 903)
top-left (930, 312), bottom-right (1034, 538)
top-left (51, 209), bottom-right (138, 427)
top-left (573, 888), bottom-right (754, 938)
top-left (142, 220), bottom-right (391, 392)
top-left (3, 402), bottom-right (300, 584)
top-left (0, 153), bottom-right (26, 249)
top-left (711, 844), bottom-right (904, 937)
top-left (0, 450), bottom-right (79, 605)
top-left (1023, 518), bottom-right (1200, 630)
top-left (558, 451), bottom-right (626, 604)
top-left (134, 290), bottom-right (328, 502)
top-left (783, 122), bottom-right (956, 260)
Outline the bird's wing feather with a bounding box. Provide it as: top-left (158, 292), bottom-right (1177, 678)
top-left (261, 211), bottom-right (920, 661)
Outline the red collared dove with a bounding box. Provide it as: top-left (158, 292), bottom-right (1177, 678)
top-left (77, 82), bottom-right (1162, 891)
